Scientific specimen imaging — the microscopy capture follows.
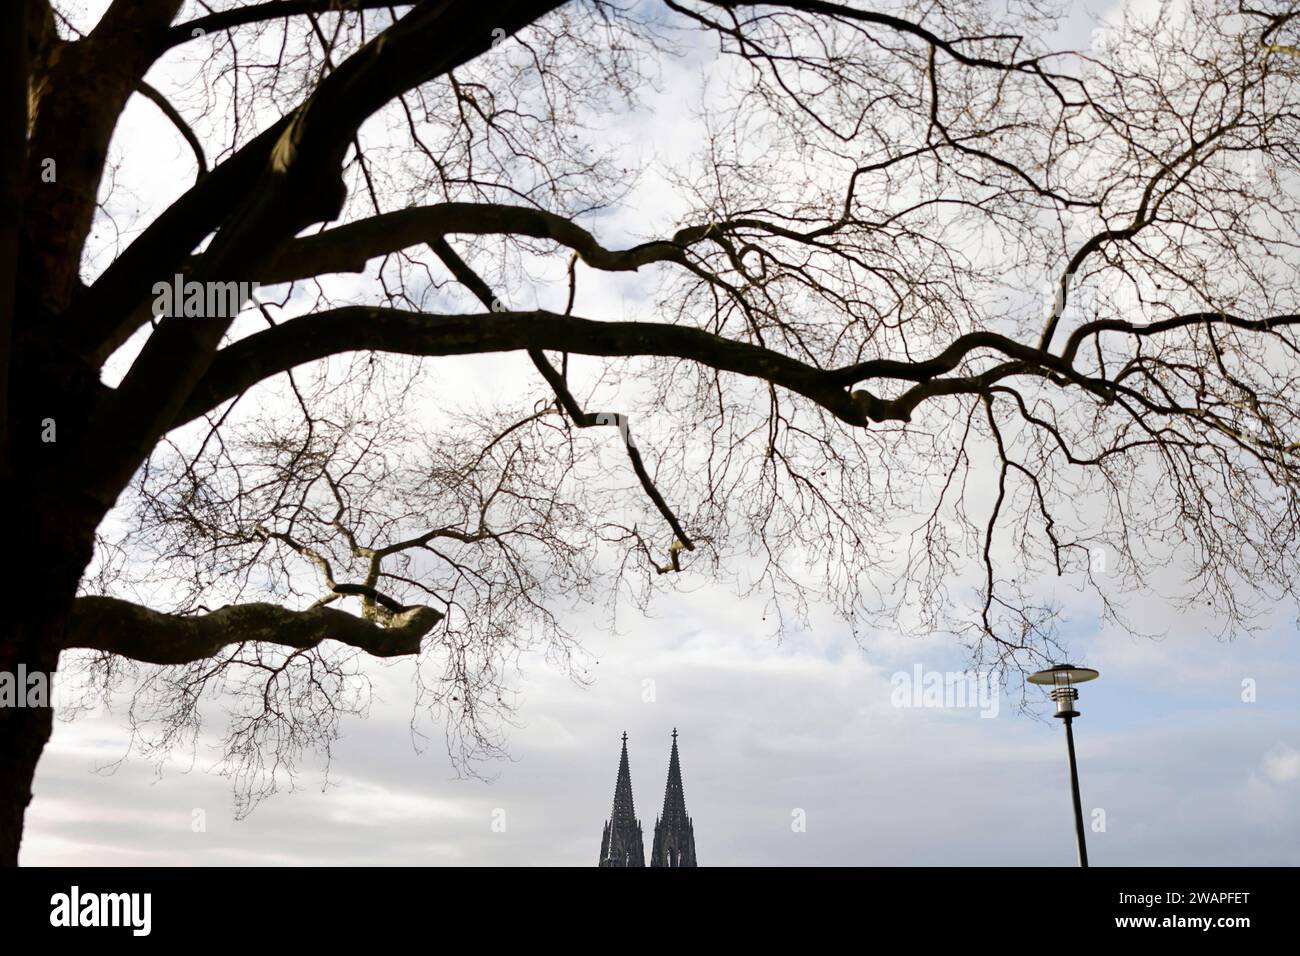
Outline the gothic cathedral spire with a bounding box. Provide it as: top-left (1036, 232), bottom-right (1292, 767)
top-left (651, 728), bottom-right (698, 867)
top-left (599, 732), bottom-right (645, 867)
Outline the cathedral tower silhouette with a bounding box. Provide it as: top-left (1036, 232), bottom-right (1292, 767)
top-left (598, 732), bottom-right (644, 867)
top-left (598, 730), bottom-right (697, 867)
top-left (650, 729), bottom-right (697, 867)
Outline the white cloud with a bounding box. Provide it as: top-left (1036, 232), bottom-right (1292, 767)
top-left (1262, 746), bottom-right (1300, 784)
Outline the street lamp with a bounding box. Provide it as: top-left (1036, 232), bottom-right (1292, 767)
top-left (1028, 664), bottom-right (1100, 867)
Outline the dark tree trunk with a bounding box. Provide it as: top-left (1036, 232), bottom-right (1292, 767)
top-left (0, 640), bottom-right (58, 867)
top-left (0, 471), bottom-right (100, 866)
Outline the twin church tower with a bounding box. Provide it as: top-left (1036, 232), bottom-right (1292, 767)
top-left (599, 729), bottom-right (697, 867)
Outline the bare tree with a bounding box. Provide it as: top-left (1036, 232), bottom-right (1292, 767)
top-left (2, 0), bottom-right (1299, 863)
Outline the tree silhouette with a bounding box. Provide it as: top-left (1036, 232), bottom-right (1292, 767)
top-left (2, 0), bottom-right (1298, 863)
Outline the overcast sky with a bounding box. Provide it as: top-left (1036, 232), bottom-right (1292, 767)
top-left (23, 579), bottom-right (1300, 865)
top-left (21, 0), bottom-right (1300, 866)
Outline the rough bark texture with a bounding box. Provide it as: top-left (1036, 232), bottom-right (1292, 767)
top-left (65, 598), bottom-right (443, 665)
top-left (0, 480), bottom-right (97, 865)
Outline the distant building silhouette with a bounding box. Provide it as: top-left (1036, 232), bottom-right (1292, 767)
top-left (598, 732), bottom-right (644, 867)
top-left (598, 729), bottom-right (698, 867)
top-left (650, 729), bottom-right (697, 867)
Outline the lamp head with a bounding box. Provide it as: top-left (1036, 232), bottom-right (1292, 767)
top-left (1028, 664), bottom-right (1100, 718)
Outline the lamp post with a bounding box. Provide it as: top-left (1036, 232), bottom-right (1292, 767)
top-left (1028, 664), bottom-right (1100, 867)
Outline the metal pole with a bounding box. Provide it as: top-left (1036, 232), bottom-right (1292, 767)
top-left (1062, 715), bottom-right (1089, 867)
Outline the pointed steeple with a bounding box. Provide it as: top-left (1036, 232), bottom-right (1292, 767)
top-left (598, 731), bottom-right (645, 867)
top-left (651, 728), bottom-right (698, 867)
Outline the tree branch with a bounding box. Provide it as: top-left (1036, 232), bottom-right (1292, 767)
top-left (71, 0), bottom-right (566, 508)
top-left (175, 307), bottom-right (873, 427)
top-left (692, 0), bottom-right (1076, 75)
top-left (136, 80), bottom-right (208, 181)
top-left (161, 0), bottom-right (414, 52)
top-left (262, 202), bottom-right (690, 285)
top-left (177, 307), bottom-right (1300, 437)
top-left (428, 236), bottom-right (696, 554)
top-left (65, 595), bottom-right (442, 665)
